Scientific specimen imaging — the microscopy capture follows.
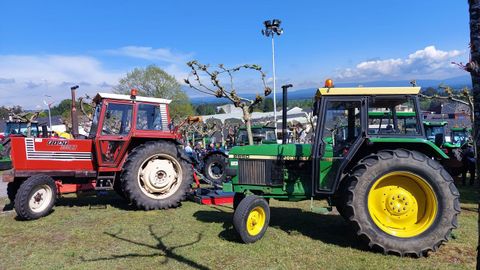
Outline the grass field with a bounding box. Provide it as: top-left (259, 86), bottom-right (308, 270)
top-left (0, 186), bottom-right (477, 270)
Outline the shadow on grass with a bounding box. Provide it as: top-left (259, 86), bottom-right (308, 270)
top-left (55, 191), bottom-right (136, 211)
top-left (457, 186), bottom-right (479, 205)
top-left (81, 225), bottom-right (208, 270)
top-left (193, 206), bottom-right (367, 252)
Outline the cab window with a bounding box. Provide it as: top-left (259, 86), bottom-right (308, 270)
top-left (136, 104), bottom-right (163, 131)
top-left (101, 103), bottom-right (133, 135)
top-left (368, 97), bottom-right (420, 136)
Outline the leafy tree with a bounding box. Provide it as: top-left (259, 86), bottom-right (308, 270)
top-left (263, 97), bottom-right (274, 112)
top-left (217, 108), bottom-right (226, 114)
top-left (195, 104), bottom-right (216, 115)
top-left (50, 99), bottom-right (72, 116)
top-left (115, 65), bottom-right (194, 121)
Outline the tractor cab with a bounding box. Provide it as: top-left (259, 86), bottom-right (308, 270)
top-left (423, 121), bottom-right (448, 146)
top-left (448, 127), bottom-right (470, 147)
top-left (236, 125), bottom-right (277, 145)
top-left (86, 92), bottom-right (177, 167)
top-left (311, 86), bottom-right (424, 192)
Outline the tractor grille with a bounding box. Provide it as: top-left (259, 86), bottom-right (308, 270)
top-left (238, 159), bottom-right (282, 186)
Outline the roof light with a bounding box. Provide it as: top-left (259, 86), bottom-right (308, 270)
top-left (324, 79), bottom-right (334, 88)
top-left (130, 88), bottom-right (138, 97)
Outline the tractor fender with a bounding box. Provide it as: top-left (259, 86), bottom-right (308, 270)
top-left (366, 138), bottom-right (449, 160)
top-left (204, 150), bottom-right (228, 160)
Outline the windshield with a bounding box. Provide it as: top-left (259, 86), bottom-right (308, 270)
top-left (451, 130), bottom-right (468, 145)
top-left (236, 128), bottom-right (276, 144)
top-left (5, 122), bottom-right (39, 137)
top-left (88, 103), bottom-right (102, 138)
top-left (425, 126), bottom-right (444, 141)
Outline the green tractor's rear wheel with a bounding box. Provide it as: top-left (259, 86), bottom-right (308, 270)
top-left (342, 149), bottom-right (460, 257)
top-left (233, 195), bottom-right (270, 243)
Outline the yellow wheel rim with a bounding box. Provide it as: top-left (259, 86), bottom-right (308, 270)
top-left (246, 206), bottom-right (266, 236)
top-left (367, 171), bottom-right (438, 238)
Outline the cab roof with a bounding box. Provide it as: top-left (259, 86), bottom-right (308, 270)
top-left (315, 86), bottom-right (421, 97)
top-left (94, 92), bottom-right (172, 104)
top-left (423, 121), bottom-right (448, 127)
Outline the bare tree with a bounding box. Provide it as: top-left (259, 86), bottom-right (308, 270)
top-left (184, 61), bottom-right (271, 145)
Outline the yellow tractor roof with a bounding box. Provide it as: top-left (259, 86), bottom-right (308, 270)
top-left (315, 87), bottom-right (421, 97)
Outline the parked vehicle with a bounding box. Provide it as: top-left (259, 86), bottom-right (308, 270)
top-left (224, 82), bottom-right (459, 256)
top-left (2, 87), bottom-right (192, 220)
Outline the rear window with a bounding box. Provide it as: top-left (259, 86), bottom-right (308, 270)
top-left (368, 97), bottom-right (420, 136)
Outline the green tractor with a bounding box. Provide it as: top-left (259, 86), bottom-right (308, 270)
top-left (446, 127), bottom-right (471, 148)
top-left (423, 122), bottom-right (470, 176)
top-left (423, 121), bottom-right (448, 145)
top-left (0, 120), bottom-right (42, 171)
top-left (224, 84), bottom-right (459, 256)
top-left (234, 125), bottom-right (277, 146)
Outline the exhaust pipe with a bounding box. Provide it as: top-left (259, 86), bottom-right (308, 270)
top-left (281, 84), bottom-right (293, 144)
top-left (70, 85), bottom-right (79, 139)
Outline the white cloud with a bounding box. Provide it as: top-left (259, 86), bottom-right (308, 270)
top-left (0, 54), bottom-right (123, 108)
top-left (0, 46), bottom-right (196, 108)
top-left (106, 46), bottom-right (193, 64)
top-left (335, 46), bottom-right (465, 81)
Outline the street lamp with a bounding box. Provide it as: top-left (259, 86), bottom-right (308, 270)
top-left (262, 19), bottom-right (284, 137)
top-left (43, 95), bottom-right (54, 134)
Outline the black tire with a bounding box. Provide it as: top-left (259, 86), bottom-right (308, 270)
top-left (113, 178), bottom-right (127, 200)
top-left (343, 149), bottom-right (460, 257)
top-left (333, 177), bottom-right (350, 221)
top-left (121, 141), bottom-right (192, 210)
top-left (7, 181), bottom-right (21, 203)
top-left (233, 192), bottom-right (245, 210)
top-left (233, 195), bottom-right (270, 243)
top-left (14, 175), bottom-right (57, 220)
top-left (204, 153), bottom-right (227, 184)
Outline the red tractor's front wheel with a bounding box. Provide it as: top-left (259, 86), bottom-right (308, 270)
top-left (14, 175), bottom-right (57, 220)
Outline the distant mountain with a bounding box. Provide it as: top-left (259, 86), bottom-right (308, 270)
top-left (189, 75), bottom-right (472, 104)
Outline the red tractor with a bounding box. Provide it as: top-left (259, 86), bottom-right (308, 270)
top-left (2, 87), bottom-right (192, 220)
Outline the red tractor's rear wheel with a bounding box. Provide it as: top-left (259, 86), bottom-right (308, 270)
top-left (121, 141), bottom-right (192, 210)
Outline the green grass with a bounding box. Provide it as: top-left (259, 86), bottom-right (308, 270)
top-left (0, 187), bottom-right (477, 270)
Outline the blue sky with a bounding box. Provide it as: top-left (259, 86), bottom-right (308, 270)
top-left (0, 1), bottom-right (471, 108)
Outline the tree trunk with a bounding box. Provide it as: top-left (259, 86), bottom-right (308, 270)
top-left (242, 107), bottom-right (254, 145)
top-left (467, 0), bottom-right (480, 265)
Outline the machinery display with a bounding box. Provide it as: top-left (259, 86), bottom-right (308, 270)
top-left (224, 82), bottom-right (460, 256)
top-left (202, 125), bottom-right (277, 184)
top-left (0, 119), bottom-right (45, 171)
top-left (423, 122), bottom-right (471, 176)
top-left (2, 87), bottom-right (192, 220)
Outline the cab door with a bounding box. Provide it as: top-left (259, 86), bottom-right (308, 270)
top-left (312, 97), bottom-right (365, 194)
top-left (95, 100), bottom-right (134, 168)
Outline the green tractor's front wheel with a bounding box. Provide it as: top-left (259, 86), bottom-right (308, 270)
top-left (233, 195), bottom-right (270, 243)
top-left (342, 149), bottom-right (460, 257)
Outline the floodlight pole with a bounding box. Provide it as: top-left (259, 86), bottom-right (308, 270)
top-left (262, 19), bottom-right (283, 139)
top-left (271, 35), bottom-right (278, 136)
